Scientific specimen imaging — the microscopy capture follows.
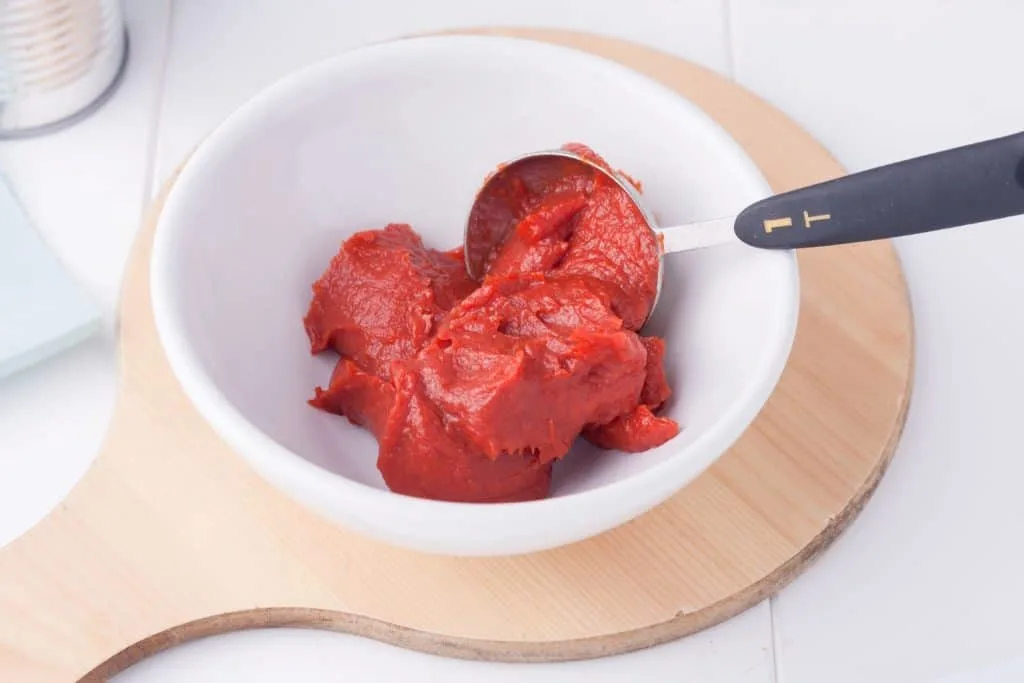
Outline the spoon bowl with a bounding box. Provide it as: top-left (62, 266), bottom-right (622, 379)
top-left (465, 148), bottom-right (667, 325)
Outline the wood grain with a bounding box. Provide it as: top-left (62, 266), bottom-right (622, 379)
top-left (0, 29), bottom-right (913, 682)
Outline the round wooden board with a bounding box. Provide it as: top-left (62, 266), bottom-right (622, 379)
top-left (0, 29), bottom-right (913, 682)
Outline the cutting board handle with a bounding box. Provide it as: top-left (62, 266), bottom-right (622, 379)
top-left (0, 416), bottom-right (190, 680)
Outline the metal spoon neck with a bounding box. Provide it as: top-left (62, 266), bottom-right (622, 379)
top-left (655, 216), bottom-right (737, 254)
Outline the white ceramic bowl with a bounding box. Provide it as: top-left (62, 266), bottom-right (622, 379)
top-left (151, 35), bottom-right (799, 556)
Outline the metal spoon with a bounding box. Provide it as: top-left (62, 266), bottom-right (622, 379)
top-left (465, 131), bottom-right (1024, 319)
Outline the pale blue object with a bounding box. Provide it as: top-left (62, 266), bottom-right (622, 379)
top-left (0, 175), bottom-right (101, 379)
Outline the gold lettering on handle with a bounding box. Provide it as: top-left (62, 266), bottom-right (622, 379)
top-left (762, 217), bottom-right (793, 233)
top-left (803, 210), bottom-right (831, 228)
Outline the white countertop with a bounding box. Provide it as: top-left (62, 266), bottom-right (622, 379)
top-left (2, 1), bottom-right (1024, 681)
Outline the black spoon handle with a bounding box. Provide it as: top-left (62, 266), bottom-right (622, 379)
top-left (733, 130), bottom-right (1024, 249)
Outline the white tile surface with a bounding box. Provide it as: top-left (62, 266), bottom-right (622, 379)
top-left (731, 2), bottom-right (1024, 682)
top-left (0, 0), bottom-right (171, 548)
top-left (113, 608), bottom-right (774, 683)
top-left (0, 337), bottom-right (114, 545)
top-left (730, 0), bottom-right (1024, 170)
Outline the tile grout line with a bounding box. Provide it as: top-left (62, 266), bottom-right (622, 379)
top-left (139, 0), bottom-right (175, 208)
top-left (769, 596), bottom-right (782, 683)
top-left (723, 5), bottom-right (777, 681)
top-left (721, 0), bottom-right (737, 79)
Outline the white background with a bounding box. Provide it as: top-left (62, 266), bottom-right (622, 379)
top-left (2, 1), bottom-right (1023, 681)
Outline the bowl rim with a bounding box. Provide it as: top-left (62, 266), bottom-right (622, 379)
top-left (150, 33), bottom-right (799, 547)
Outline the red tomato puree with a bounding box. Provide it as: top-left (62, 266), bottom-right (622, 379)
top-left (303, 143), bottom-right (679, 502)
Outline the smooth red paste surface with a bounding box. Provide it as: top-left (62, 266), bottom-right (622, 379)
top-left (304, 143), bottom-right (679, 502)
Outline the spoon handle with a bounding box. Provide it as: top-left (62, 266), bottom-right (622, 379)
top-left (732, 130), bottom-right (1024, 249)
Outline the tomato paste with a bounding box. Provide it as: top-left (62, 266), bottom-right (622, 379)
top-left (304, 143), bottom-right (679, 502)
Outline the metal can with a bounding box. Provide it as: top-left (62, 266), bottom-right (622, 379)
top-left (0, 0), bottom-right (129, 138)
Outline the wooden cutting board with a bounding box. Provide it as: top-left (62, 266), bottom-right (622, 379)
top-left (0, 28), bottom-right (914, 682)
